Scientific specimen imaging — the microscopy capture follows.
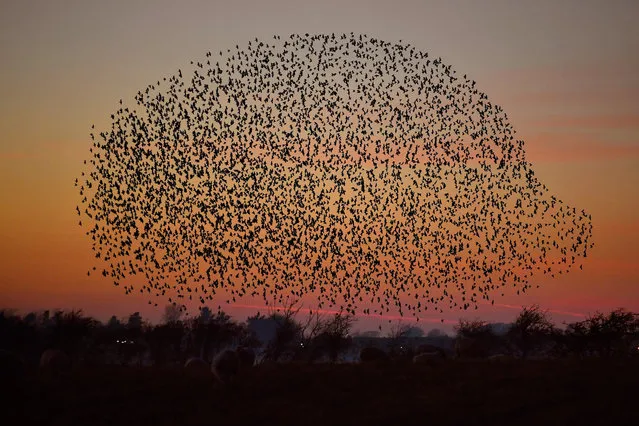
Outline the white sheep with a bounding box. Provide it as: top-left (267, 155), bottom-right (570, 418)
top-left (212, 349), bottom-right (240, 384)
top-left (236, 346), bottom-right (256, 369)
top-left (412, 351), bottom-right (445, 365)
top-left (40, 349), bottom-right (70, 374)
top-left (184, 356), bottom-right (210, 375)
top-left (487, 353), bottom-right (514, 361)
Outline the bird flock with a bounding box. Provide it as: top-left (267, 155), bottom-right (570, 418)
top-left (77, 33), bottom-right (593, 319)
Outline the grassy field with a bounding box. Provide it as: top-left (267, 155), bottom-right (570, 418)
top-left (5, 359), bottom-right (638, 426)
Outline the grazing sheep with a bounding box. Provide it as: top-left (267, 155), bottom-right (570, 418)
top-left (488, 353), bottom-right (514, 361)
top-left (257, 359), bottom-right (278, 369)
top-left (212, 349), bottom-right (240, 384)
top-left (236, 346), bottom-right (256, 369)
top-left (413, 351), bottom-right (445, 366)
top-left (416, 344), bottom-right (447, 358)
top-left (454, 336), bottom-right (491, 359)
top-left (40, 349), bottom-right (71, 374)
top-left (0, 349), bottom-right (27, 382)
top-left (359, 347), bottom-right (390, 364)
top-left (184, 357), bottom-right (210, 375)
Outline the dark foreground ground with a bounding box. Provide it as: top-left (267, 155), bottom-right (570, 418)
top-left (4, 359), bottom-right (638, 426)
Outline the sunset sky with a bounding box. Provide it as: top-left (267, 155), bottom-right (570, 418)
top-left (1, 0), bottom-right (637, 334)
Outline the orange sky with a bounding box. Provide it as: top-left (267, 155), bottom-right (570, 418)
top-left (1, 0), bottom-right (638, 333)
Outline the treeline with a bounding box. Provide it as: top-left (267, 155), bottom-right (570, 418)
top-left (1, 304), bottom-right (638, 368)
top-left (452, 306), bottom-right (638, 359)
top-left (0, 303), bottom-right (356, 367)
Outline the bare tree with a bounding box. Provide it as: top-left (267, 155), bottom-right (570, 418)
top-left (302, 312), bottom-right (355, 363)
top-left (387, 322), bottom-right (414, 357)
top-left (507, 305), bottom-right (555, 359)
top-left (263, 299), bottom-right (305, 362)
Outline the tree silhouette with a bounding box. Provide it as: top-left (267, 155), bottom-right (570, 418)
top-left (0, 304), bottom-right (636, 371)
top-left (454, 319), bottom-right (501, 358)
top-left (262, 302), bottom-right (305, 363)
top-left (50, 309), bottom-right (98, 363)
top-left (386, 323), bottom-right (415, 358)
top-left (185, 309), bottom-right (241, 363)
top-left (0, 310), bottom-right (38, 364)
top-left (507, 305), bottom-right (555, 359)
top-left (564, 308), bottom-right (639, 357)
top-left (300, 313), bottom-right (355, 363)
top-left (427, 328), bottom-right (445, 338)
top-left (162, 303), bottom-right (184, 325)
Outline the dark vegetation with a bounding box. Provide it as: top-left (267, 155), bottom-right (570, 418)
top-left (1, 304), bottom-right (638, 425)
